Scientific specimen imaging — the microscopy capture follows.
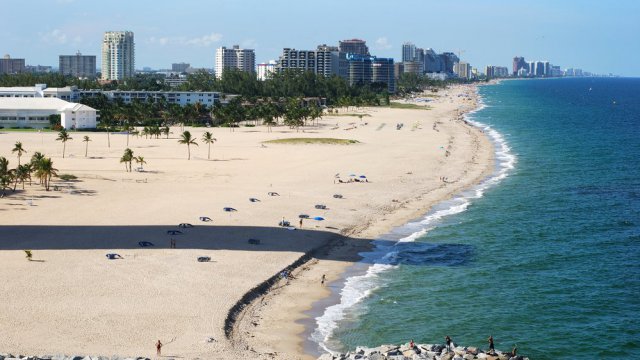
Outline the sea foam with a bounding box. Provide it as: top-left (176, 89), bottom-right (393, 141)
top-left (311, 90), bottom-right (517, 354)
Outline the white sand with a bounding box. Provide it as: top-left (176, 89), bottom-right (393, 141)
top-left (0, 84), bottom-right (492, 359)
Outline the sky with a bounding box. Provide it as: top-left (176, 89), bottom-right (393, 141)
top-left (2, 0), bottom-right (639, 76)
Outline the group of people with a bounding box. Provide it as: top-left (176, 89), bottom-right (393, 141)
top-left (439, 335), bottom-right (516, 356)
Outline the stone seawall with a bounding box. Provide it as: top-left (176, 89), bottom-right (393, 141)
top-left (318, 343), bottom-right (528, 360)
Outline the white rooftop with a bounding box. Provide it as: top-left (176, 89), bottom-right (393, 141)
top-left (0, 97), bottom-right (95, 112)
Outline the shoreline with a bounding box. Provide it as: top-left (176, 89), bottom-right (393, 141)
top-left (236, 83), bottom-right (496, 359)
top-left (1, 83), bottom-right (493, 359)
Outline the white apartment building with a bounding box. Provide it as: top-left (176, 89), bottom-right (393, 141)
top-left (215, 45), bottom-right (255, 79)
top-left (102, 31), bottom-right (135, 80)
top-left (0, 84), bottom-right (80, 101)
top-left (257, 60), bottom-right (277, 81)
top-left (0, 97), bottom-right (97, 129)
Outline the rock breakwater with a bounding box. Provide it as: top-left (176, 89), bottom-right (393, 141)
top-left (318, 343), bottom-right (528, 360)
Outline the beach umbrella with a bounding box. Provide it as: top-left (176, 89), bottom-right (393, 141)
top-left (313, 216), bottom-right (325, 221)
top-left (359, 175), bottom-right (367, 179)
top-left (349, 174), bottom-right (356, 177)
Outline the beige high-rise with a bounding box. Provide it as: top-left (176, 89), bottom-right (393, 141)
top-left (101, 31), bottom-right (135, 80)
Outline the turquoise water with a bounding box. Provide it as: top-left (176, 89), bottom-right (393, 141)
top-left (312, 78), bottom-right (640, 359)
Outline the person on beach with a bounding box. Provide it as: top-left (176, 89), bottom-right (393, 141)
top-left (299, 218), bottom-right (303, 229)
top-left (409, 339), bottom-right (415, 349)
top-left (488, 335), bottom-right (495, 354)
top-left (321, 274), bottom-right (326, 285)
top-left (156, 340), bottom-right (162, 356)
top-left (445, 335), bottom-right (452, 352)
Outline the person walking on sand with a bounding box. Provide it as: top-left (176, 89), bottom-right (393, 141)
top-left (488, 335), bottom-right (495, 355)
top-left (445, 335), bottom-right (453, 352)
top-left (156, 339), bottom-right (162, 356)
top-left (299, 218), bottom-right (303, 229)
top-left (321, 274), bottom-right (326, 285)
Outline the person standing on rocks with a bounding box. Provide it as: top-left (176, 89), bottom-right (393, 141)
top-left (445, 335), bottom-right (453, 352)
top-left (488, 335), bottom-right (495, 355)
top-left (321, 274), bottom-right (326, 285)
top-left (156, 339), bottom-right (163, 356)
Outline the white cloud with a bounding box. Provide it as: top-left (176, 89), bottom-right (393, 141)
top-left (148, 33), bottom-right (223, 47)
top-left (185, 33), bottom-right (223, 47)
top-left (374, 37), bottom-right (392, 50)
top-left (40, 29), bottom-right (68, 44)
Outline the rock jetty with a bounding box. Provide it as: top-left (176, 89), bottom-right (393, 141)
top-left (0, 355), bottom-right (150, 360)
top-left (318, 343), bottom-right (528, 360)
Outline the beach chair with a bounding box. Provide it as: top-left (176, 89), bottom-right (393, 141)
top-left (106, 253), bottom-right (122, 260)
top-left (279, 220), bottom-right (291, 227)
top-left (223, 207), bottom-right (237, 212)
top-left (268, 192), bottom-right (280, 196)
top-left (178, 223), bottom-right (194, 228)
top-left (249, 198), bottom-right (261, 202)
top-left (138, 241), bottom-right (154, 247)
top-left (298, 214), bottom-right (310, 219)
top-left (333, 194), bottom-right (343, 199)
top-left (24, 250), bottom-right (32, 260)
top-left (248, 238), bottom-right (260, 245)
top-left (197, 256), bottom-right (211, 262)
top-left (199, 216), bottom-right (212, 222)
top-left (314, 204), bottom-right (327, 210)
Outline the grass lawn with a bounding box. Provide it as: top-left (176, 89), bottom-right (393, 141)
top-left (388, 102), bottom-right (432, 110)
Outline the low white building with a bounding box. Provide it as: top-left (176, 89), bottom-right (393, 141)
top-left (0, 98), bottom-right (97, 129)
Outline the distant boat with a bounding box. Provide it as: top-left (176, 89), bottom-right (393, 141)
top-left (589, 87), bottom-right (592, 91)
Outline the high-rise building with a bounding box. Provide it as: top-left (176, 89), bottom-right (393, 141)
top-left (0, 54), bottom-right (25, 74)
top-left (101, 31), bottom-right (135, 80)
top-left (346, 54), bottom-right (394, 93)
top-left (59, 52), bottom-right (96, 78)
top-left (215, 45), bottom-right (255, 79)
top-left (339, 39), bottom-right (369, 56)
top-left (535, 61), bottom-right (545, 76)
top-left (275, 45), bottom-right (347, 79)
top-left (424, 48), bottom-right (443, 73)
top-left (257, 60), bottom-right (277, 81)
top-left (402, 42), bottom-right (416, 62)
top-left (512, 56), bottom-right (526, 76)
top-left (439, 52), bottom-right (459, 74)
top-left (172, 63), bottom-right (190, 73)
top-left (453, 61), bottom-right (471, 79)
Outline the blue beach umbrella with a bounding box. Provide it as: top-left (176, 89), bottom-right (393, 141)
top-left (313, 216), bottom-right (325, 221)
top-left (359, 175), bottom-right (366, 179)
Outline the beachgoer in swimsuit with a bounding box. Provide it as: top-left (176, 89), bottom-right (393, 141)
top-left (156, 340), bottom-right (162, 356)
top-left (488, 335), bottom-right (494, 354)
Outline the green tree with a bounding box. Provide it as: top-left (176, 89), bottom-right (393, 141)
top-left (178, 131), bottom-right (198, 160)
top-left (83, 136), bottom-right (91, 157)
top-left (201, 131), bottom-right (217, 160)
top-left (36, 157), bottom-right (57, 191)
top-left (30, 152), bottom-right (45, 184)
top-left (135, 156), bottom-right (147, 171)
top-left (0, 157), bottom-right (10, 196)
top-left (56, 129), bottom-right (72, 158)
top-left (12, 141), bottom-right (26, 166)
top-left (120, 148), bottom-right (134, 172)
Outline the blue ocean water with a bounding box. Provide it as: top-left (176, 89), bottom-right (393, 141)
top-left (311, 78), bottom-right (640, 359)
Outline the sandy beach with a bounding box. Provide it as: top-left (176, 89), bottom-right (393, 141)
top-left (0, 84), bottom-right (493, 359)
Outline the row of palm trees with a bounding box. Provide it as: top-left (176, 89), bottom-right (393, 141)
top-left (1, 143), bottom-right (58, 196)
top-left (178, 131), bottom-right (216, 160)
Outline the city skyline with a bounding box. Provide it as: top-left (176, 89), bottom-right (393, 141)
top-left (1, 0), bottom-right (639, 76)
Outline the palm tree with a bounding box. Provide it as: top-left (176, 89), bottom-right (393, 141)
top-left (178, 131), bottom-right (198, 160)
top-left (56, 129), bottom-right (72, 158)
top-left (0, 157), bottom-right (10, 196)
top-left (83, 136), bottom-right (91, 157)
top-left (38, 157), bottom-right (57, 191)
top-left (201, 131), bottom-right (217, 160)
top-left (12, 142), bottom-right (27, 166)
top-left (120, 148), bottom-right (134, 172)
top-left (30, 152), bottom-right (45, 184)
top-left (135, 156), bottom-right (147, 171)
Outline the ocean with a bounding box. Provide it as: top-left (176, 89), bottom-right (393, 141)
top-left (308, 78), bottom-right (640, 359)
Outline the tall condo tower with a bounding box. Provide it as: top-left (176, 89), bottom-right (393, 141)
top-left (215, 45), bottom-right (255, 79)
top-left (101, 31), bottom-right (135, 80)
